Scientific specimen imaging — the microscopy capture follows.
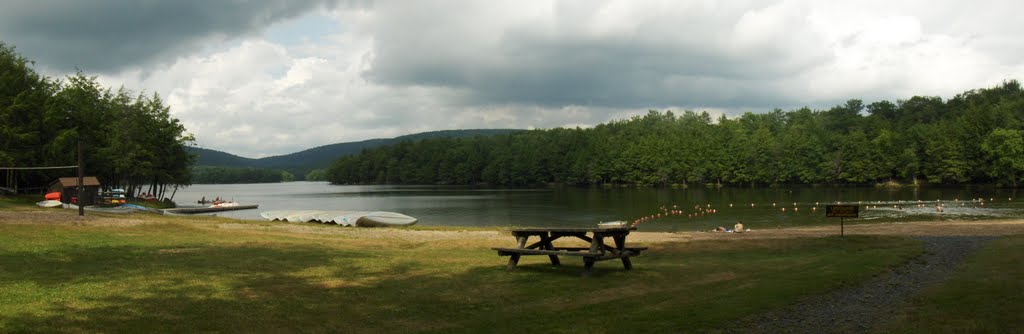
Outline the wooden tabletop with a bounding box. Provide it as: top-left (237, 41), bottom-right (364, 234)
top-left (509, 226), bottom-right (634, 233)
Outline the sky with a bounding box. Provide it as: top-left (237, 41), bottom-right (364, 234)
top-left (2, 0), bottom-right (1023, 158)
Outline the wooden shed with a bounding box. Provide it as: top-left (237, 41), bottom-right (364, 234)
top-left (48, 177), bottom-right (100, 205)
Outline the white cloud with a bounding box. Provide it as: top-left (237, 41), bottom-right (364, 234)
top-left (44, 0), bottom-right (1023, 157)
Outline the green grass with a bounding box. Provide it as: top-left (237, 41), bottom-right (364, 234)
top-left (0, 195), bottom-right (40, 209)
top-left (878, 235), bottom-right (1024, 334)
top-left (0, 209), bottom-right (924, 333)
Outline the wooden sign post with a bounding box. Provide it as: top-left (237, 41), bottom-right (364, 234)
top-left (825, 205), bottom-right (858, 237)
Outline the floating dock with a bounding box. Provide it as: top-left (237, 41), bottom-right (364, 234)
top-left (163, 204), bottom-right (259, 214)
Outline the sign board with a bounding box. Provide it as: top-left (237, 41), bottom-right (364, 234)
top-left (825, 205), bottom-right (859, 218)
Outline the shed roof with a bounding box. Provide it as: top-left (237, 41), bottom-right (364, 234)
top-left (51, 177), bottom-right (101, 187)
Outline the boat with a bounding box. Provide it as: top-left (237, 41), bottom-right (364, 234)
top-left (259, 210), bottom-right (417, 227)
top-left (36, 200), bottom-right (62, 208)
top-left (358, 211), bottom-right (419, 227)
top-left (328, 212), bottom-right (367, 227)
top-left (261, 210), bottom-right (286, 221)
top-left (99, 188), bottom-right (127, 206)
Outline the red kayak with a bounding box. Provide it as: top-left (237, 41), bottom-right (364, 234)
top-left (45, 192), bottom-right (61, 201)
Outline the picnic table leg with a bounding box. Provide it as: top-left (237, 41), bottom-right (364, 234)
top-left (589, 233), bottom-right (604, 254)
top-left (613, 235), bottom-right (632, 270)
top-left (516, 235), bottom-right (528, 248)
top-left (583, 258), bottom-right (595, 277)
top-left (505, 235), bottom-right (529, 272)
top-left (506, 254), bottom-right (521, 272)
top-left (541, 234), bottom-right (561, 266)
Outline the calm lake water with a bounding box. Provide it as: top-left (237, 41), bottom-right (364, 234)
top-left (172, 182), bottom-right (1024, 232)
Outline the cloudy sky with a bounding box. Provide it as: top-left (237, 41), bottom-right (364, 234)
top-left (2, 1), bottom-right (1022, 157)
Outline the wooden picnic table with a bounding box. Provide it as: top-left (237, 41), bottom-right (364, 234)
top-left (492, 226), bottom-right (647, 276)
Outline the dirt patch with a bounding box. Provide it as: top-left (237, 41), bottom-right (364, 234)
top-left (216, 222), bottom-right (508, 243)
top-left (0, 210), bottom-right (100, 225)
top-left (156, 247), bottom-right (203, 254)
top-left (725, 236), bottom-right (996, 333)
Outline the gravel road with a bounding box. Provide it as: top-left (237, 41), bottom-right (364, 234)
top-left (724, 236), bottom-right (996, 333)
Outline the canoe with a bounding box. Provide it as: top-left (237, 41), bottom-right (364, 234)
top-left (329, 212), bottom-right (368, 227)
top-left (36, 200), bottom-right (62, 208)
top-left (258, 210), bottom-right (417, 227)
top-left (358, 211), bottom-right (418, 227)
top-left (260, 210), bottom-right (284, 221)
top-left (285, 211), bottom-right (317, 222)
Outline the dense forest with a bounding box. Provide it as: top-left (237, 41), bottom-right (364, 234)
top-left (0, 42), bottom-right (194, 199)
top-left (329, 81), bottom-right (1024, 187)
top-left (190, 166), bottom-right (295, 184)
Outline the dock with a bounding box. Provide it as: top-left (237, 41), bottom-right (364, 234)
top-left (162, 204), bottom-right (259, 214)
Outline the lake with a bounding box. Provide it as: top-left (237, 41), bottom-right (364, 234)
top-left (172, 182), bottom-right (1024, 232)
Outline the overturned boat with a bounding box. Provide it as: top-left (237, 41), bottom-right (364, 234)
top-left (260, 210), bottom-right (417, 227)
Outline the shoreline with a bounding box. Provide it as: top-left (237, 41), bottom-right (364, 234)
top-left (3, 208), bottom-right (1023, 244)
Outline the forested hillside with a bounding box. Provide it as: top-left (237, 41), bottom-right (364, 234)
top-left (190, 166), bottom-right (295, 184)
top-left (191, 129), bottom-right (522, 168)
top-left (329, 81), bottom-right (1024, 187)
top-left (189, 129), bottom-right (521, 182)
top-left (0, 42), bottom-right (193, 199)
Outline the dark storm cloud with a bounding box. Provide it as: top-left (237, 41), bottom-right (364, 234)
top-left (361, 1), bottom-right (832, 110)
top-left (0, 0), bottom-right (343, 73)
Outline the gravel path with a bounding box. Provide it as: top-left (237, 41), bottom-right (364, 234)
top-left (725, 236), bottom-right (996, 334)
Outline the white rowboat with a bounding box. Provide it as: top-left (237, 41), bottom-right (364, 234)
top-left (260, 210), bottom-right (417, 227)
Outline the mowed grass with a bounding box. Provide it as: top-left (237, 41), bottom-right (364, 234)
top-left (0, 211), bottom-right (922, 333)
top-left (879, 235), bottom-right (1024, 334)
top-left (0, 195), bottom-right (39, 209)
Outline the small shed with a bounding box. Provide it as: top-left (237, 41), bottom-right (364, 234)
top-left (48, 177), bottom-right (100, 205)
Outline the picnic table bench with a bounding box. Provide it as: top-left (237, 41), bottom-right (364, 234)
top-left (492, 226), bottom-right (647, 276)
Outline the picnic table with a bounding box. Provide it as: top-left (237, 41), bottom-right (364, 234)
top-left (492, 226), bottom-right (647, 276)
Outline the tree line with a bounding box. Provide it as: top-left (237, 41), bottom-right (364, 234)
top-left (329, 81), bottom-right (1024, 187)
top-left (0, 42), bottom-right (194, 200)
top-left (190, 166), bottom-right (295, 184)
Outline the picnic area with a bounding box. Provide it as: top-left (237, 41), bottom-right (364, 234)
top-left (0, 202), bottom-right (1022, 333)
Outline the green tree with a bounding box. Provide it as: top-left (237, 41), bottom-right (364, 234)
top-left (981, 129), bottom-right (1024, 187)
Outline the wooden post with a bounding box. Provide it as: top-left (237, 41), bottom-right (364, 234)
top-left (77, 141), bottom-right (84, 216)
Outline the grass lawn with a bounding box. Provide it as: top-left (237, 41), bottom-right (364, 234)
top-left (878, 235), bottom-right (1024, 334)
top-left (0, 208), bottom-right (923, 333)
top-left (0, 195), bottom-right (39, 209)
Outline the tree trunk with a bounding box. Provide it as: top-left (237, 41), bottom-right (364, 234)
top-left (169, 185), bottom-right (178, 201)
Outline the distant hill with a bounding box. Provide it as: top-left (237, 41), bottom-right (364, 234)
top-left (188, 129), bottom-right (522, 178)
